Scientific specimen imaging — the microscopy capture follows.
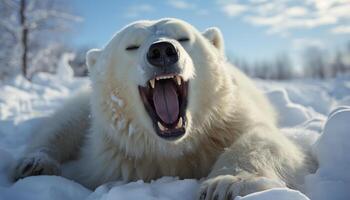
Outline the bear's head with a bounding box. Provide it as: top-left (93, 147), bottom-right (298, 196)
top-left (87, 18), bottom-right (234, 157)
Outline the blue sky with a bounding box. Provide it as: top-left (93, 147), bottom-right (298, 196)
top-left (71, 0), bottom-right (350, 64)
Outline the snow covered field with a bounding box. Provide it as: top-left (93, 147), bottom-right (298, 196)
top-left (0, 69), bottom-right (350, 200)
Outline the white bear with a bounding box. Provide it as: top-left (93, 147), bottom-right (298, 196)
top-left (13, 18), bottom-right (315, 199)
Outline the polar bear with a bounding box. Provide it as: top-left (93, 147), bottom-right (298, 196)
top-left (13, 18), bottom-right (314, 199)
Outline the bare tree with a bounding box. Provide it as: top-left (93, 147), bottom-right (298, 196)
top-left (274, 53), bottom-right (293, 80)
top-left (0, 1), bottom-right (19, 78)
top-left (0, 0), bottom-right (81, 79)
top-left (302, 47), bottom-right (328, 79)
top-left (332, 51), bottom-right (346, 76)
top-left (252, 60), bottom-right (270, 79)
top-left (20, 0), bottom-right (28, 77)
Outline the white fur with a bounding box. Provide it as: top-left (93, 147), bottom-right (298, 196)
top-left (13, 18), bottom-right (315, 199)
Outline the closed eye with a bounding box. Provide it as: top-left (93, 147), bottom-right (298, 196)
top-left (177, 37), bottom-right (190, 42)
top-left (126, 45), bottom-right (140, 51)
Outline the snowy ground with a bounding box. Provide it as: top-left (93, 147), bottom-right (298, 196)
top-left (0, 70), bottom-right (350, 200)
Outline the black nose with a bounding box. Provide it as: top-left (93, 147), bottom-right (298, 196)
top-left (147, 41), bottom-right (179, 68)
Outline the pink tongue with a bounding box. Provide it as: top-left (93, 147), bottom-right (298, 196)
top-left (153, 80), bottom-right (179, 124)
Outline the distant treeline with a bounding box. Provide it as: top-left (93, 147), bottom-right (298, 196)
top-left (231, 42), bottom-right (350, 80)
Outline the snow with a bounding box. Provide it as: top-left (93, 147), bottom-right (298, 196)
top-left (56, 53), bottom-right (75, 81)
top-left (110, 94), bottom-right (124, 107)
top-left (86, 178), bottom-right (198, 200)
top-left (266, 89), bottom-right (311, 127)
top-left (1, 71), bottom-right (350, 200)
top-left (1, 176), bottom-right (90, 200)
top-left (236, 188), bottom-right (310, 200)
top-left (304, 107), bottom-right (350, 200)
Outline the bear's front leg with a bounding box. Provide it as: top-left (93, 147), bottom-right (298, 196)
top-left (198, 127), bottom-right (306, 200)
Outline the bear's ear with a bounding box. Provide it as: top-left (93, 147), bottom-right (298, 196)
top-left (202, 27), bottom-right (224, 53)
top-left (86, 49), bottom-right (102, 71)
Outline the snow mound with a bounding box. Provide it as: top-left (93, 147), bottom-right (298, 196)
top-left (56, 53), bottom-right (75, 81)
top-left (236, 188), bottom-right (309, 200)
top-left (266, 89), bottom-right (310, 127)
top-left (87, 177), bottom-right (198, 200)
top-left (0, 176), bottom-right (90, 200)
top-left (305, 107), bottom-right (350, 200)
top-left (0, 73), bottom-right (350, 200)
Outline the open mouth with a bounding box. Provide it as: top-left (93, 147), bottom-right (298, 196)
top-left (138, 74), bottom-right (188, 140)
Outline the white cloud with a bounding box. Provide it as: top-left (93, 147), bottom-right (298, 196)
top-left (167, 0), bottom-right (195, 10)
top-left (285, 6), bottom-right (308, 17)
top-left (124, 4), bottom-right (154, 18)
top-left (249, 0), bottom-right (269, 4)
top-left (218, 0), bottom-right (350, 36)
top-left (246, 14), bottom-right (338, 35)
top-left (221, 3), bottom-right (248, 17)
top-left (321, 3), bottom-right (350, 19)
top-left (245, 15), bottom-right (283, 26)
top-left (331, 25), bottom-right (350, 34)
top-left (306, 0), bottom-right (349, 11)
top-left (167, 1), bottom-right (210, 16)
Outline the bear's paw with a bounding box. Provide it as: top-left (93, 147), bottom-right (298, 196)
top-left (13, 151), bottom-right (61, 181)
top-left (198, 175), bottom-right (285, 200)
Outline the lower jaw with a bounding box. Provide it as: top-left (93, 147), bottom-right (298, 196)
top-left (155, 127), bottom-right (186, 140)
top-left (153, 116), bottom-right (187, 140)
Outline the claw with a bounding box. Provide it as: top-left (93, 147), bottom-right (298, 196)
top-left (21, 162), bottom-right (33, 174)
top-left (199, 191), bottom-right (207, 200)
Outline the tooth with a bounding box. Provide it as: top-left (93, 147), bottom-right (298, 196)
top-left (158, 122), bottom-right (167, 131)
top-left (176, 76), bottom-right (181, 85)
top-left (150, 79), bottom-right (155, 88)
top-left (176, 117), bottom-right (183, 128)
